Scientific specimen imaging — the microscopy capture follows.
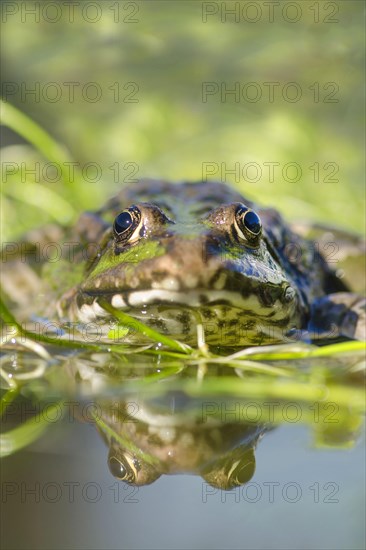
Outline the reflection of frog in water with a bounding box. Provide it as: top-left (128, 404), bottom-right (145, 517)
top-left (96, 395), bottom-right (269, 490)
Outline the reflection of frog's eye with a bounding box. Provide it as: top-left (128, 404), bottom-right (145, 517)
top-left (108, 455), bottom-right (137, 483)
top-left (235, 205), bottom-right (262, 243)
top-left (113, 206), bottom-right (142, 244)
top-left (201, 448), bottom-right (256, 490)
top-left (228, 457), bottom-right (255, 486)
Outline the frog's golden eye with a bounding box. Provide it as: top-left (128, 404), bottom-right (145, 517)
top-left (227, 455), bottom-right (256, 486)
top-left (113, 205), bottom-right (142, 244)
top-left (108, 455), bottom-right (137, 483)
top-left (235, 205), bottom-right (262, 243)
top-left (201, 448), bottom-right (256, 490)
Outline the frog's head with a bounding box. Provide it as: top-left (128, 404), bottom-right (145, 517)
top-left (69, 181), bottom-right (305, 346)
top-left (99, 397), bottom-right (262, 489)
top-left (107, 439), bottom-right (257, 490)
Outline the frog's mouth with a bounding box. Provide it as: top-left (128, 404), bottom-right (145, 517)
top-left (78, 288), bottom-right (253, 316)
top-left (74, 288), bottom-right (300, 345)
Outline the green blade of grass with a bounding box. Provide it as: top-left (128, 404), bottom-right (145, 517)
top-left (0, 293), bottom-right (19, 326)
top-left (308, 341), bottom-right (366, 357)
top-left (91, 410), bottom-right (160, 467)
top-left (227, 341), bottom-right (366, 362)
top-left (0, 401), bottom-right (64, 457)
top-left (0, 100), bottom-right (84, 196)
top-left (0, 388), bottom-right (19, 419)
top-left (98, 298), bottom-right (193, 354)
top-left (113, 376), bottom-right (365, 413)
top-left (2, 180), bottom-right (76, 222)
top-left (191, 357), bottom-right (295, 377)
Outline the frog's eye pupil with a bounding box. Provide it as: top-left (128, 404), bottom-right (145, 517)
top-left (235, 205), bottom-right (262, 243)
top-left (243, 210), bottom-right (261, 235)
top-left (233, 464), bottom-right (250, 485)
top-left (114, 211), bottom-right (133, 235)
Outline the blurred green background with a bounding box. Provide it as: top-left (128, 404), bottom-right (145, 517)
top-left (1, 5), bottom-right (365, 550)
top-left (1, 0), bottom-right (365, 242)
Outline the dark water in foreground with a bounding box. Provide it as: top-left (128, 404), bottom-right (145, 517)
top-left (2, 417), bottom-right (365, 549)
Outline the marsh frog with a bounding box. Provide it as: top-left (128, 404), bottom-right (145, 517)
top-left (2, 179), bottom-right (365, 346)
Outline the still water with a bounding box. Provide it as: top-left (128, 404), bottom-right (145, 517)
top-left (1, 370), bottom-right (365, 549)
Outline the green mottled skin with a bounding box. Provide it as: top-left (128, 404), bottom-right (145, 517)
top-left (2, 179), bottom-right (364, 346)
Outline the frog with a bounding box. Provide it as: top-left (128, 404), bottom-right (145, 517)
top-left (95, 394), bottom-right (265, 490)
top-left (2, 179), bottom-right (365, 347)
